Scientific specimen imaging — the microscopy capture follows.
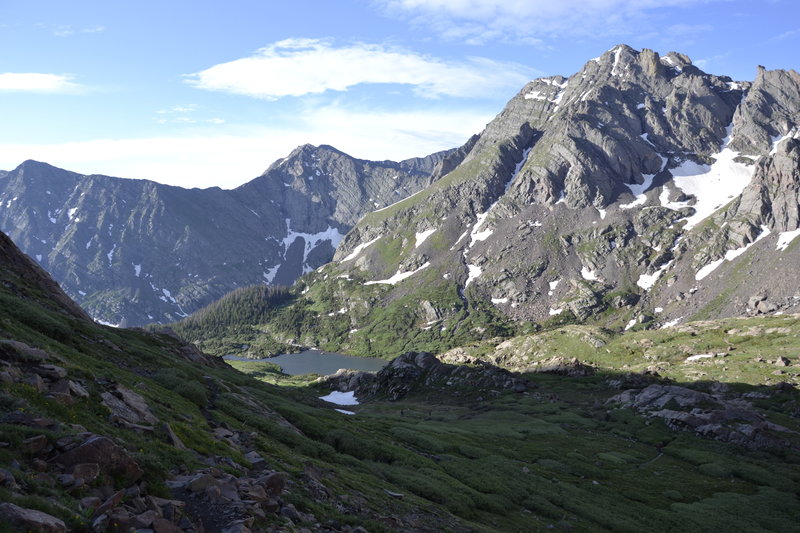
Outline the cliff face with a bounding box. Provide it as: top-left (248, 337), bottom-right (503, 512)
top-left (0, 146), bottom-right (450, 325)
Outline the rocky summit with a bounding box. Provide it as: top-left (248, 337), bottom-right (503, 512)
top-left (0, 146), bottom-right (451, 326)
top-left (208, 44), bottom-right (800, 359)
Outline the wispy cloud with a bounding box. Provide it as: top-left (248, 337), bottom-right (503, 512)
top-left (156, 104), bottom-right (199, 115)
top-left (186, 38), bottom-right (536, 100)
top-left (50, 24), bottom-right (105, 37)
top-left (376, 0), bottom-right (724, 43)
top-left (153, 104), bottom-right (225, 125)
top-left (0, 72), bottom-right (82, 93)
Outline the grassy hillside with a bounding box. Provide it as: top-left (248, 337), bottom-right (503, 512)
top-left (2, 234), bottom-right (800, 531)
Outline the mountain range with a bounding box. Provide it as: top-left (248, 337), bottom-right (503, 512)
top-left (0, 146), bottom-right (453, 326)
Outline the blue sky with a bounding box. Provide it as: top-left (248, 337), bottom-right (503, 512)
top-left (0, 0), bottom-right (797, 188)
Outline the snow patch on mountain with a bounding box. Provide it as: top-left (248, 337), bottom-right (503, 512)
top-left (465, 264), bottom-right (482, 287)
top-left (415, 229), bottom-right (436, 248)
top-left (342, 236), bottom-right (381, 262)
top-left (666, 127), bottom-right (754, 230)
top-left (776, 228), bottom-right (800, 251)
top-left (770, 129), bottom-right (798, 156)
top-left (620, 155), bottom-right (668, 209)
top-left (283, 219), bottom-right (344, 272)
top-left (637, 260), bottom-right (673, 290)
top-left (695, 226), bottom-right (770, 280)
top-left (365, 262), bottom-right (430, 286)
top-left (581, 267), bottom-right (600, 281)
top-left (106, 244), bottom-right (116, 266)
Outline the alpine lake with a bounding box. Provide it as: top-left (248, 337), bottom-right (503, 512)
top-left (223, 348), bottom-right (387, 376)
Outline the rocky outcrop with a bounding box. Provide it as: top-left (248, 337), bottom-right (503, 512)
top-left (608, 383), bottom-right (797, 450)
top-left (322, 351), bottom-right (530, 402)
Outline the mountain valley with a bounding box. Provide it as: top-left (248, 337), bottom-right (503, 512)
top-left (1, 43), bottom-right (800, 532)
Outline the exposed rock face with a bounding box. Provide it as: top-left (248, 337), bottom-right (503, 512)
top-left (734, 137), bottom-right (800, 231)
top-left (0, 146), bottom-right (450, 325)
top-left (608, 384), bottom-right (797, 450)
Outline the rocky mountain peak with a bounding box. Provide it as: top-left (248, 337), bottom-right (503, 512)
top-left (313, 45), bottom-right (800, 347)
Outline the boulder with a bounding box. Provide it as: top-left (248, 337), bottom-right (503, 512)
top-left (51, 435), bottom-right (143, 486)
top-left (22, 434), bottom-right (49, 455)
top-left (0, 503), bottom-right (66, 533)
top-left (0, 340), bottom-right (51, 363)
top-left (257, 472), bottom-right (286, 498)
top-left (32, 364), bottom-right (67, 380)
top-left (188, 473), bottom-right (216, 493)
top-left (0, 468), bottom-right (18, 489)
top-left (161, 423), bottom-right (187, 450)
top-left (101, 385), bottom-right (158, 426)
top-left (72, 463), bottom-right (101, 484)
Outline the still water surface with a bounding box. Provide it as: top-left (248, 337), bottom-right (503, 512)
top-left (224, 349), bottom-right (387, 376)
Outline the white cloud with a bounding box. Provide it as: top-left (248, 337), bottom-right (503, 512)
top-left (186, 38), bottom-right (534, 99)
top-left (51, 24), bottom-right (105, 37)
top-left (0, 73), bottom-right (81, 93)
top-left (378, 0), bottom-right (722, 43)
top-left (156, 104), bottom-right (198, 114)
top-left (0, 106), bottom-right (491, 189)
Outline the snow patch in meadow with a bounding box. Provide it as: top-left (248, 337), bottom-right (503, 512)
top-left (319, 390), bottom-right (359, 406)
top-left (660, 317), bottom-right (683, 329)
top-left (686, 354), bottom-right (714, 362)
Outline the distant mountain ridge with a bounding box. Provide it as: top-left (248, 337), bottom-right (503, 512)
top-left (0, 145), bottom-right (453, 325)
